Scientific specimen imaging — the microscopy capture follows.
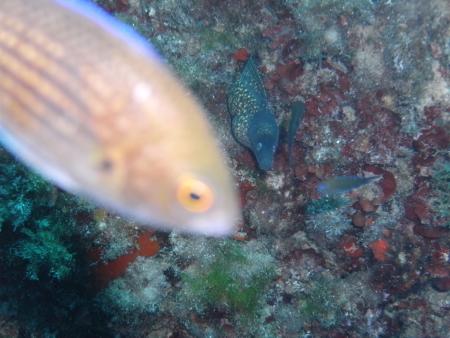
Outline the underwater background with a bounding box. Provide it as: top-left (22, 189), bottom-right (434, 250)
top-left (0, 0), bottom-right (449, 337)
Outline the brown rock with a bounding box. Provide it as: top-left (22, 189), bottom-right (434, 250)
top-left (352, 211), bottom-right (366, 227)
top-left (431, 277), bottom-right (450, 292)
top-left (414, 224), bottom-right (449, 239)
top-left (359, 199), bottom-right (378, 212)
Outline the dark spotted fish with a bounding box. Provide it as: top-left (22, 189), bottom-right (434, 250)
top-left (228, 56), bottom-right (279, 171)
top-left (0, 0), bottom-right (240, 236)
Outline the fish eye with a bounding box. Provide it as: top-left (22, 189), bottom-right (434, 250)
top-left (176, 175), bottom-right (214, 213)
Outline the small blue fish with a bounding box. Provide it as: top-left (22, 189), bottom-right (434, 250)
top-left (287, 100), bottom-right (305, 165)
top-left (228, 56), bottom-right (279, 171)
top-left (317, 176), bottom-right (381, 196)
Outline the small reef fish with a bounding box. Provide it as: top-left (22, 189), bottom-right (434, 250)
top-left (317, 176), bottom-right (381, 196)
top-left (0, 0), bottom-right (240, 236)
top-left (228, 56), bottom-right (279, 171)
top-left (287, 100), bottom-right (305, 165)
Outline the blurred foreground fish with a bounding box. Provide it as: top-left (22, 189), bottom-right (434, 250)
top-left (228, 56), bottom-right (279, 171)
top-left (0, 0), bottom-right (239, 236)
top-left (317, 175), bottom-right (381, 196)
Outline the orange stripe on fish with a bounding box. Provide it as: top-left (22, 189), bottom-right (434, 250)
top-left (0, 0), bottom-right (240, 236)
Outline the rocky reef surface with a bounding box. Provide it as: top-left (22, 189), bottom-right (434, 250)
top-left (0, 0), bottom-right (449, 337)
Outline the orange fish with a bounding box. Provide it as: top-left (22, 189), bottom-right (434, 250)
top-left (0, 0), bottom-right (240, 236)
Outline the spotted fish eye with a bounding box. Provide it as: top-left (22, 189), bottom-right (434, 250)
top-left (176, 175), bottom-right (214, 213)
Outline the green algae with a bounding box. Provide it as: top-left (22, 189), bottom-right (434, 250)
top-left (0, 149), bottom-right (94, 281)
top-left (180, 240), bottom-right (275, 320)
top-left (298, 275), bottom-right (343, 328)
top-left (199, 27), bottom-right (239, 52)
top-left (0, 148), bottom-right (108, 335)
top-left (14, 228), bottom-right (74, 281)
top-left (0, 150), bottom-right (53, 232)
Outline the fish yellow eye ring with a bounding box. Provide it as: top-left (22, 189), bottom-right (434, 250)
top-left (176, 175), bottom-right (214, 213)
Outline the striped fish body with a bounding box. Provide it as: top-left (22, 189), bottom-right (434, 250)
top-left (0, 0), bottom-right (239, 236)
top-left (228, 57), bottom-right (278, 171)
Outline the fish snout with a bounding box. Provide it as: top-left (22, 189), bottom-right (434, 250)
top-left (182, 208), bottom-right (240, 237)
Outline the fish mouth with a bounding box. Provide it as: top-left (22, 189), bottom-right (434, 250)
top-left (184, 210), bottom-right (240, 237)
top-left (112, 202), bottom-right (239, 237)
top-left (256, 156), bottom-right (273, 171)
